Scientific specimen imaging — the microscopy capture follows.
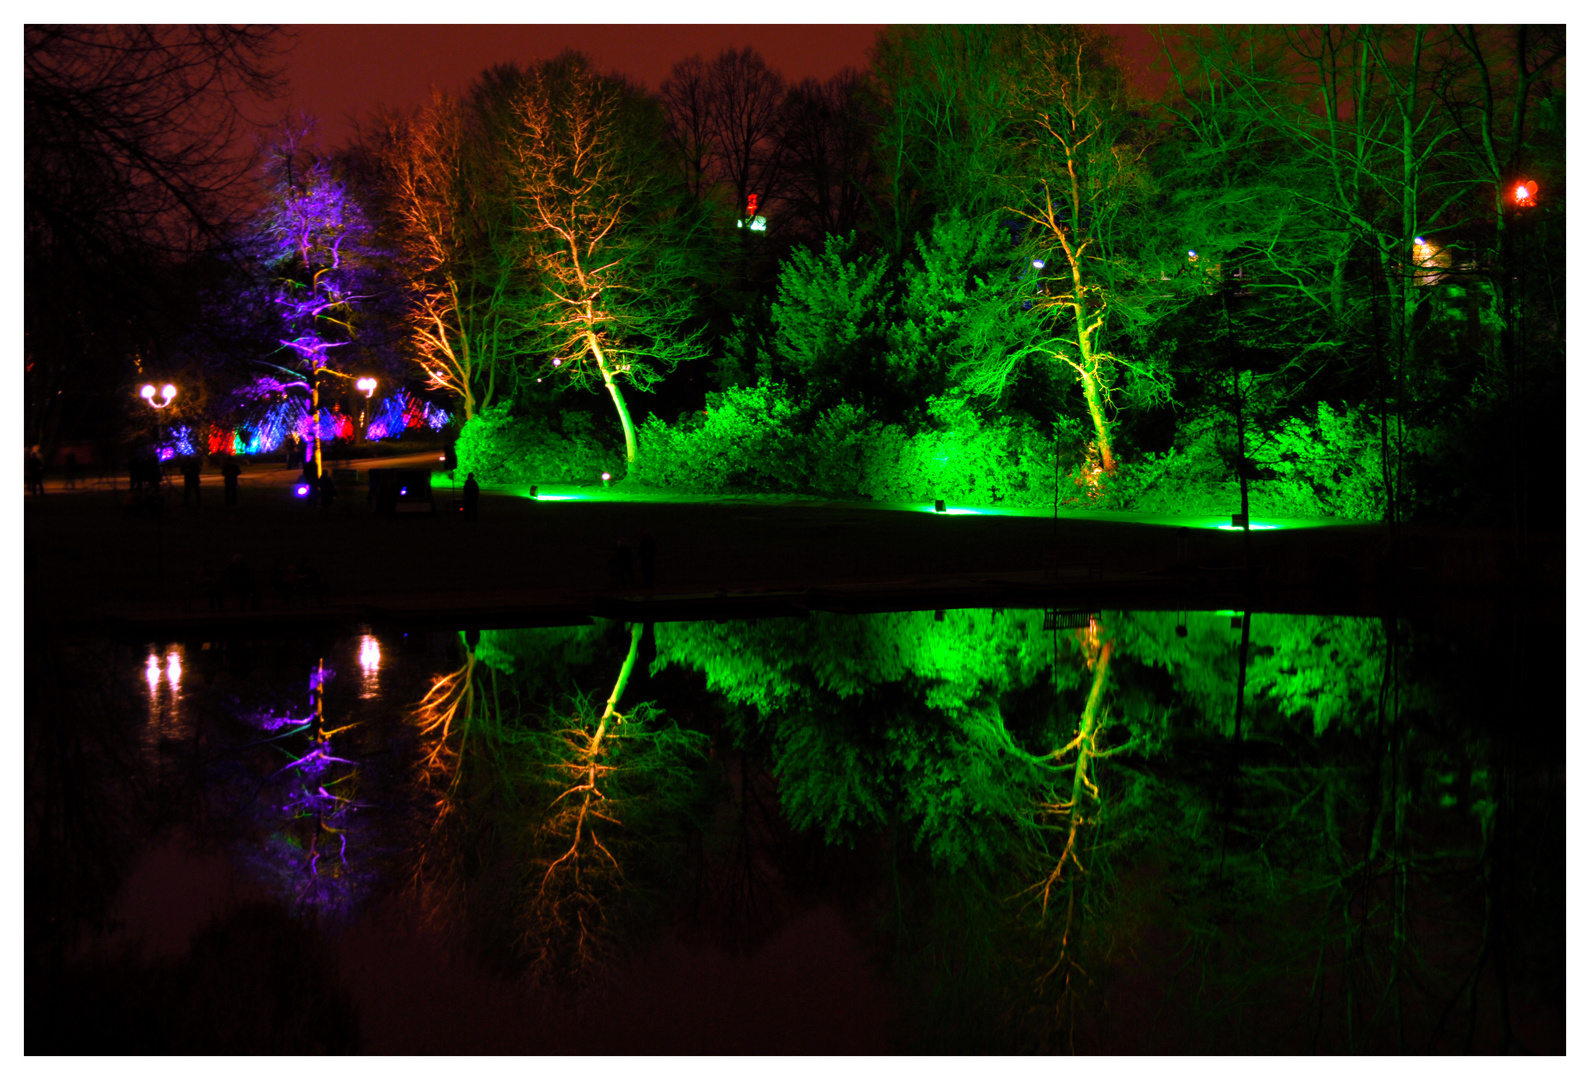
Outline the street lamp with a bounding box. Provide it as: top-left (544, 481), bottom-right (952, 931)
top-left (140, 383), bottom-right (177, 409)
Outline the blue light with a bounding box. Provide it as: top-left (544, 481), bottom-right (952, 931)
top-left (1032, 258), bottom-right (1045, 269)
top-left (295, 484), bottom-right (311, 497)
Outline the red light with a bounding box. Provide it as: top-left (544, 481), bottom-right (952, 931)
top-left (1512, 179), bottom-right (1538, 207)
top-left (746, 193), bottom-right (758, 217)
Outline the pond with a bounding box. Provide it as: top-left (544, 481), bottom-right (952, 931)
top-left (25, 605), bottom-right (1564, 1054)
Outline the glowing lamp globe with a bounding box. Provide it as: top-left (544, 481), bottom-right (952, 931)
top-left (1032, 258), bottom-right (1045, 269)
top-left (140, 384), bottom-right (155, 399)
top-left (1512, 179), bottom-right (1538, 207)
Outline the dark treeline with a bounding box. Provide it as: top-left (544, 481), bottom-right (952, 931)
top-left (25, 24), bottom-right (1565, 531)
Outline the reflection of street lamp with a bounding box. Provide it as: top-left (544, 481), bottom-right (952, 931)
top-left (1506, 177), bottom-right (1538, 566)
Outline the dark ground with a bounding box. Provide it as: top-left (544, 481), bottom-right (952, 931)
top-left (21, 451), bottom-right (1563, 637)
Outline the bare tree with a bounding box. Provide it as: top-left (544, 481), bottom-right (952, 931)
top-left (776, 69), bottom-right (877, 241)
top-left (24, 24), bottom-right (288, 449)
top-left (661, 48), bottom-right (786, 230)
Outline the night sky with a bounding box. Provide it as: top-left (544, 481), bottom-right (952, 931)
top-left (276, 23), bottom-right (1166, 150)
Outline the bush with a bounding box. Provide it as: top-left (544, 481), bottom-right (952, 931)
top-left (629, 385), bottom-right (1083, 509)
top-left (453, 404), bottom-right (624, 486)
top-left (627, 381), bottom-right (808, 493)
top-left (1104, 403), bottom-right (1389, 520)
top-left (858, 396), bottom-right (1079, 508)
top-left (1268, 402), bottom-right (1388, 520)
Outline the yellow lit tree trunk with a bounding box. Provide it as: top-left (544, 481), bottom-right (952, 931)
top-left (587, 329), bottom-right (638, 463)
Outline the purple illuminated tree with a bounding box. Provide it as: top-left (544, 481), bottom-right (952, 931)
top-left (253, 121), bottom-right (379, 476)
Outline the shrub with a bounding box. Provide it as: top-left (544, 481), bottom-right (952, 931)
top-left (627, 381), bottom-right (808, 493)
top-left (453, 404), bottom-right (623, 486)
top-left (1268, 402), bottom-right (1388, 520)
top-left (859, 396), bottom-right (1080, 509)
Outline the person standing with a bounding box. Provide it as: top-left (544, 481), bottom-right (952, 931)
top-left (462, 472), bottom-right (479, 521)
top-left (221, 454), bottom-right (241, 508)
top-left (24, 448), bottom-right (44, 496)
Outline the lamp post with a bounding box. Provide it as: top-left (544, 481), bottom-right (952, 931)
top-left (139, 382), bottom-right (177, 592)
top-left (1507, 177), bottom-right (1537, 573)
top-left (139, 383), bottom-right (178, 470)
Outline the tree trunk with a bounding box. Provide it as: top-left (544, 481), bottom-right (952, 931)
top-left (1078, 368), bottom-right (1115, 475)
top-left (588, 331), bottom-right (638, 463)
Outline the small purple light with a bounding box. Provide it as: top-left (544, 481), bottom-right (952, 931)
top-left (296, 484), bottom-right (311, 497)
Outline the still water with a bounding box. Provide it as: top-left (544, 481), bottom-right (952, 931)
top-left (27, 608), bottom-right (1564, 1054)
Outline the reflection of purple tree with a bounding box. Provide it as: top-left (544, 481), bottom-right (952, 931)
top-left (236, 657), bottom-right (374, 923)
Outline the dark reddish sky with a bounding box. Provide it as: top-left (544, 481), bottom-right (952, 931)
top-left (275, 24), bottom-right (1166, 151)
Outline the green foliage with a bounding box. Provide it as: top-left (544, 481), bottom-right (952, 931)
top-left (630, 386), bottom-right (1082, 508)
top-left (770, 232), bottom-right (893, 412)
top-left (1112, 610), bottom-right (1386, 737)
top-left (1267, 402), bottom-right (1388, 521)
top-left (1101, 403), bottom-right (1388, 521)
top-left (453, 402), bottom-right (624, 485)
top-left (860, 395), bottom-right (1079, 507)
top-left (889, 210), bottom-right (1045, 406)
top-left (626, 380), bottom-right (807, 493)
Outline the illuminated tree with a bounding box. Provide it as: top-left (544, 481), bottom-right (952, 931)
top-left (1001, 27), bottom-right (1172, 476)
top-left (868, 26), bottom-right (1024, 256)
top-left (509, 54), bottom-right (707, 463)
top-left (253, 122), bottom-right (379, 477)
top-left (368, 87), bottom-right (528, 422)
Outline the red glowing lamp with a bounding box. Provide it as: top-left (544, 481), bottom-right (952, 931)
top-left (1511, 179), bottom-right (1538, 208)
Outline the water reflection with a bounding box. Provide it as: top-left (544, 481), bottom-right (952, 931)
top-left (141, 644), bottom-right (187, 766)
top-left (357, 634), bottom-right (380, 699)
top-left (39, 608), bottom-right (1561, 1053)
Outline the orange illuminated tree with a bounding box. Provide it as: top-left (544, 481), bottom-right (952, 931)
top-left (1004, 28), bottom-right (1170, 476)
top-left (370, 90), bottom-right (527, 423)
top-left (508, 54), bottom-right (707, 464)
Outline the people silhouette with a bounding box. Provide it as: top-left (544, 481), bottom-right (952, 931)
top-left (24, 448), bottom-right (44, 496)
top-left (221, 454), bottom-right (241, 507)
top-left (463, 472), bottom-right (479, 521)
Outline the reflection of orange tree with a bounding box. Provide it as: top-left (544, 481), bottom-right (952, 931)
top-left (1016, 618), bottom-right (1143, 1037)
top-left (521, 623), bottom-right (707, 982)
top-left (406, 624), bottom-right (707, 983)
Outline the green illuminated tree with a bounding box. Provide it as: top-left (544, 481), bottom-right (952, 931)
top-left (1002, 27), bottom-right (1172, 476)
top-left (508, 53), bottom-right (707, 463)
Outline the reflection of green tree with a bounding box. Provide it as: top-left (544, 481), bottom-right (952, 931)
top-left (1114, 610), bottom-right (1389, 735)
top-left (654, 609), bottom-right (1082, 870)
top-left (407, 622), bottom-right (707, 983)
top-left (653, 606), bottom-right (1539, 1052)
